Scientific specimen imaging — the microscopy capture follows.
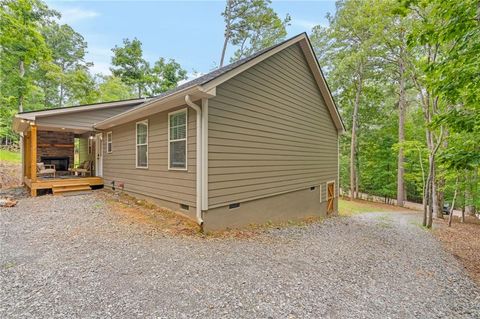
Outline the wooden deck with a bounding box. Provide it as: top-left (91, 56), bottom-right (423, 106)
top-left (25, 176), bottom-right (104, 196)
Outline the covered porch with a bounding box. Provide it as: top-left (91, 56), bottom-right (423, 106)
top-left (21, 124), bottom-right (104, 196)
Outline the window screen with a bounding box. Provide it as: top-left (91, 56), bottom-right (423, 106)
top-left (136, 121), bottom-right (148, 168)
top-left (169, 110), bottom-right (187, 169)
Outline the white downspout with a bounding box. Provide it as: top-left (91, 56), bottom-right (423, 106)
top-left (201, 98), bottom-right (208, 211)
top-left (185, 95), bottom-right (203, 226)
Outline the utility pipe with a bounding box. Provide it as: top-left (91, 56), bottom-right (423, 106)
top-left (185, 95), bottom-right (203, 226)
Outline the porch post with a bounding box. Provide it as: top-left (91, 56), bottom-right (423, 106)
top-left (22, 130), bottom-right (31, 179)
top-left (30, 124), bottom-right (37, 196)
top-left (20, 133), bottom-right (24, 185)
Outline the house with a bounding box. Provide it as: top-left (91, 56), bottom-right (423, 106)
top-left (13, 33), bottom-right (344, 230)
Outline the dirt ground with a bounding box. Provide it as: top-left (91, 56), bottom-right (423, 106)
top-left (0, 162), bottom-right (21, 189)
top-left (98, 190), bottom-right (325, 239)
top-left (433, 215), bottom-right (480, 285)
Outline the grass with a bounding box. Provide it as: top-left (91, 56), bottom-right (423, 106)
top-left (0, 150), bottom-right (21, 163)
top-left (338, 197), bottom-right (401, 217)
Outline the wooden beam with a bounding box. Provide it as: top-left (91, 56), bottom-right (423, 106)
top-left (30, 125), bottom-right (37, 191)
top-left (25, 131), bottom-right (30, 179)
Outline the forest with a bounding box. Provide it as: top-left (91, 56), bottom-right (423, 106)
top-left (1, 0), bottom-right (479, 227)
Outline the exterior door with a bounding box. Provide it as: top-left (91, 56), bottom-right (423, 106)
top-left (327, 182), bottom-right (335, 214)
top-left (95, 133), bottom-right (103, 177)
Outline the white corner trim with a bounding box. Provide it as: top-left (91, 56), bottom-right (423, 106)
top-left (319, 184), bottom-right (323, 203)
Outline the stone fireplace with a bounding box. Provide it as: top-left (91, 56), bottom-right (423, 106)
top-left (36, 131), bottom-right (74, 172)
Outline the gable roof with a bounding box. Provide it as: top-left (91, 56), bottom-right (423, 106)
top-left (14, 33), bottom-right (344, 134)
top-left (96, 33), bottom-right (344, 133)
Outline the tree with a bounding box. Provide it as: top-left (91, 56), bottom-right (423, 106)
top-left (65, 68), bottom-right (97, 105)
top-left (96, 76), bottom-right (135, 102)
top-left (147, 58), bottom-right (187, 95)
top-left (41, 22), bottom-right (90, 107)
top-left (311, 0), bottom-right (383, 200)
top-left (111, 38), bottom-right (150, 98)
top-left (0, 0), bottom-right (58, 112)
top-left (405, 0), bottom-right (480, 227)
top-left (219, 0), bottom-right (290, 67)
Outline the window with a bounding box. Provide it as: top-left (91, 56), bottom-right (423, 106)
top-left (168, 109), bottom-right (187, 170)
top-left (136, 120), bottom-right (148, 168)
top-left (106, 132), bottom-right (112, 153)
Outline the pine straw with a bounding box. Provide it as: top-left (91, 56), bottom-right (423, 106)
top-left (97, 189), bottom-right (326, 239)
top-left (433, 215), bottom-right (480, 285)
top-left (0, 162), bottom-right (21, 189)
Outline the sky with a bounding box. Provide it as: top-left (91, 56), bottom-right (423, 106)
top-left (46, 1), bottom-right (336, 79)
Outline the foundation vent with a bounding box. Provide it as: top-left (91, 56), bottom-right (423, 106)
top-left (229, 203), bottom-right (240, 209)
top-left (180, 204), bottom-right (189, 210)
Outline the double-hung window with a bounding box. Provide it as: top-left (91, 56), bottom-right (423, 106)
top-left (106, 132), bottom-right (112, 153)
top-left (136, 120), bottom-right (148, 168)
top-left (88, 137), bottom-right (93, 155)
top-left (168, 109), bottom-right (187, 170)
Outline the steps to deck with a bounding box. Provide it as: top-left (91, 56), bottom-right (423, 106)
top-left (52, 182), bottom-right (92, 195)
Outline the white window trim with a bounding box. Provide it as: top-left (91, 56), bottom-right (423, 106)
top-left (106, 131), bottom-right (113, 154)
top-left (88, 137), bottom-right (93, 155)
top-left (168, 108), bottom-right (188, 171)
top-left (136, 120), bottom-right (148, 169)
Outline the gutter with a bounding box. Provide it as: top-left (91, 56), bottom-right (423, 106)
top-left (184, 95), bottom-right (204, 227)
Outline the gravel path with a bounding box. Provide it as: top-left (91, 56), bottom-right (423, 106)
top-left (1, 193), bottom-right (479, 318)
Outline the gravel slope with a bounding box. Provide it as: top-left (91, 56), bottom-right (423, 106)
top-left (1, 194), bottom-right (479, 318)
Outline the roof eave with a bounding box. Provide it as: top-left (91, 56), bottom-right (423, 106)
top-left (94, 86), bottom-right (216, 130)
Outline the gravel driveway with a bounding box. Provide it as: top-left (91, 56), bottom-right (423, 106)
top-left (1, 193), bottom-right (479, 318)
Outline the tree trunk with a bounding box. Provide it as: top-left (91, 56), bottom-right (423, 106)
top-left (448, 176), bottom-right (459, 227)
top-left (436, 178), bottom-right (445, 219)
top-left (466, 169), bottom-right (478, 216)
top-left (19, 59), bottom-right (25, 112)
top-left (431, 161), bottom-right (440, 219)
top-left (419, 146), bottom-right (427, 227)
top-left (436, 129), bottom-right (449, 219)
top-left (220, 33), bottom-right (230, 68)
top-left (427, 153), bottom-right (435, 228)
top-left (219, 0), bottom-right (233, 68)
top-left (350, 66), bottom-right (363, 201)
top-left (59, 83), bottom-right (65, 107)
top-left (397, 55), bottom-right (406, 207)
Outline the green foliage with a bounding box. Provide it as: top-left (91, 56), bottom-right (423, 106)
top-left (312, 0), bottom-right (479, 209)
top-left (0, 1), bottom-right (188, 144)
top-left (110, 38), bottom-right (149, 98)
top-left (111, 38), bottom-right (187, 97)
top-left (221, 0), bottom-right (290, 63)
top-left (147, 58), bottom-right (187, 95)
top-left (0, 0), bottom-right (58, 142)
top-left (96, 76), bottom-right (135, 102)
